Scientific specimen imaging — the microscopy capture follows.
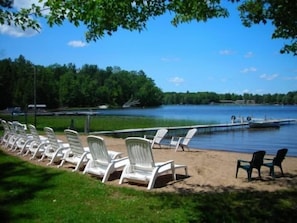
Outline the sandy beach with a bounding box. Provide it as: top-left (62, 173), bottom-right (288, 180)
top-left (3, 134), bottom-right (297, 193)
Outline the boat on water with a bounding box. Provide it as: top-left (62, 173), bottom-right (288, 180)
top-left (248, 119), bottom-right (280, 128)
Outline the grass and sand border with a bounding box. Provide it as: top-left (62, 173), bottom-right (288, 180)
top-left (1, 114), bottom-right (297, 222)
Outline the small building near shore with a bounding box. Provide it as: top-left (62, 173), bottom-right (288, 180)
top-left (27, 104), bottom-right (47, 113)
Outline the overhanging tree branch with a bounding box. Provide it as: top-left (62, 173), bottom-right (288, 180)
top-left (0, 0), bottom-right (296, 55)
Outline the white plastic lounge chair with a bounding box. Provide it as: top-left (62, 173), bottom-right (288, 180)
top-left (119, 137), bottom-right (188, 190)
top-left (11, 122), bottom-right (33, 154)
top-left (10, 122), bottom-right (33, 153)
top-left (1, 120), bottom-right (12, 147)
top-left (83, 135), bottom-right (128, 183)
top-left (170, 128), bottom-right (197, 152)
top-left (144, 128), bottom-right (168, 148)
top-left (39, 127), bottom-right (69, 166)
top-left (5, 121), bottom-right (21, 150)
top-left (59, 129), bottom-right (90, 172)
top-left (22, 124), bottom-right (48, 159)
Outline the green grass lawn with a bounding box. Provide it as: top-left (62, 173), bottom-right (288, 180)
top-left (1, 114), bottom-right (205, 133)
top-left (1, 114), bottom-right (297, 222)
top-left (0, 150), bottom-right (296, 223)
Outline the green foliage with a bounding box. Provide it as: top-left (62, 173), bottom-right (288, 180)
top-left (0, 1), bottom-right (42, 31)
top-left (0, 56), bottom-right (163, 109)
top-left (1, 55), bottom-right (296, 111)
top-left (238, 0), bottom-right (297, 55)
top-left (163, 91), bottom-right (297, 105)
top-left (0, 1), bottom-right (296, 55)
top-left (0, 150), bottom-right (297, 222)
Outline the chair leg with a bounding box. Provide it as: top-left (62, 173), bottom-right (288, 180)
top-left (39, 153), bottom-right (46, 162)
top-left (181, 145), bottom-right (185, 151)
top-left (257, 168), bottom-right (262, 180)
top-left (235, 161), bottom-right (240, 178)
top-left (279, 165), bottom-right (284, 176)
top-left (174, 143), bottom-right (179, 152)
top-left (58, 159), bottom-right (65, 168)
top-left (247, 170), bottom-right (252, 181)
top-left (270, 166), bottom-right (275, 178)
top-left (73, 158), bottom-right (85, 172)
top-left (102, 164), bottom-right (113, 183)
top-left (148, 174), bottom-right (158, 190)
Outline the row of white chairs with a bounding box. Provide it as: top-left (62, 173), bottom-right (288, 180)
top-left (1, 120), bottom-right (188, 190)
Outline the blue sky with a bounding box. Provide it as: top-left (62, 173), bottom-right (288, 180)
top-left (1, 1), bottom-right (296, 94)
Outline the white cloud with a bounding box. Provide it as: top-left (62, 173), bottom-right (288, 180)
top-left (244, 51), bottom-right (254, 58)
top-left (0, 24), bottom-right (38, 37)
top-left (219, 50), bottom-right (234, 55)
top-left (14, 0), bottom-right (50, 16)
top-left (0, 1), bottom-right (44, 37)
top-left (169, 77), bottom-right (184, 86)
top-left (67, 40), bottom-right (88, 48)
top-left (260, 73), bottom-right (279, 80)
top-left (240, 67), bottom-right (257, 73)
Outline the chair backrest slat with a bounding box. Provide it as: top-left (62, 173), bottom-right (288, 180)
top-left (126, 137), bottom-right (155, 170)
top-left (44, 127), bottom-right (60, 150)
top-left (153, 129), bottom-right (168, 144)
top-left (87, 136), bottom-right (111, 164)
top-left (182, 128), bottom-right (197, 145)
top-left (251, 150), bottom-right (266, 168)
top-left (274, 148), bottom-right (288, 166)
top-left (64, 129), bottom-right (84, 155)
top-left (28, 124), bottom-right (41, 143)
top-left (1, 120), bottom-right (10, 134)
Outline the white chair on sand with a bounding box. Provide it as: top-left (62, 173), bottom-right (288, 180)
top-left (23, 124), bottom-right (48, 159)
top-left (59, 129), bottom-right (90, 172)
top-left (144, 128), bottom-right (168, 148)
top-left (170, 128), bottom-right (197, 152)
top-left (1, 120), bottom-right (12, 147)
top-left (83, 135), bottom-right (127, 183)
top-left (119, 137), bottom-right (188, 190)
top-left (39, 127), bottom-right (69, 166)
top-left (10, 122), bottom-right (33, 153)
top-left (5, 121), bottom-right (25, 150)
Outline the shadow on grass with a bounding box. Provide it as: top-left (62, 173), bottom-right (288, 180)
top-left (0, 150), bottom-right (62, 222)
top-left (154, 188), bottom-right (297, 223)
top-left (1, 149), bottom-right (297, 223)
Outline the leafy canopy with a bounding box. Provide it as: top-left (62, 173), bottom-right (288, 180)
top-left (0, 0), bottom-right (296, 55)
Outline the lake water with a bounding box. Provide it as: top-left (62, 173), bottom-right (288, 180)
top-left (97, 105), bottom-right (297, 157)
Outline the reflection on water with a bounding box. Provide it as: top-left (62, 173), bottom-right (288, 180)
top-left (187, 124), bottom-right (297, 157)
top-left (97, 105), bottom-right (297, 157)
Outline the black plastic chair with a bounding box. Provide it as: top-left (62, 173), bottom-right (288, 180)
top-left (236, 150), bottom-right (266, 181)
top-left (263, 148), bottom-right (288, 178)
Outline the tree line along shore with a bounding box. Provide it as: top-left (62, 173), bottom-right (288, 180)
top-left (1, 56), bottom-right (297, 112)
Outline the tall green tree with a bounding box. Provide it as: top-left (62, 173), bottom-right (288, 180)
top-left (0, 58), bottom-right (14, 109)
top-left (0, 1), bottom-right (296, 55)
top-left (58, 64), bottom-right (79, 107)
top-left (12, 55), bottom-right (35, 108)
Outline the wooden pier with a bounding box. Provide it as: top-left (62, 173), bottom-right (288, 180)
top-left (91, 119), bottom-right (297, 138)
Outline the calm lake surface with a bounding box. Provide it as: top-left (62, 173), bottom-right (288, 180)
top-left (98, 105), bottom-right (297, 157)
